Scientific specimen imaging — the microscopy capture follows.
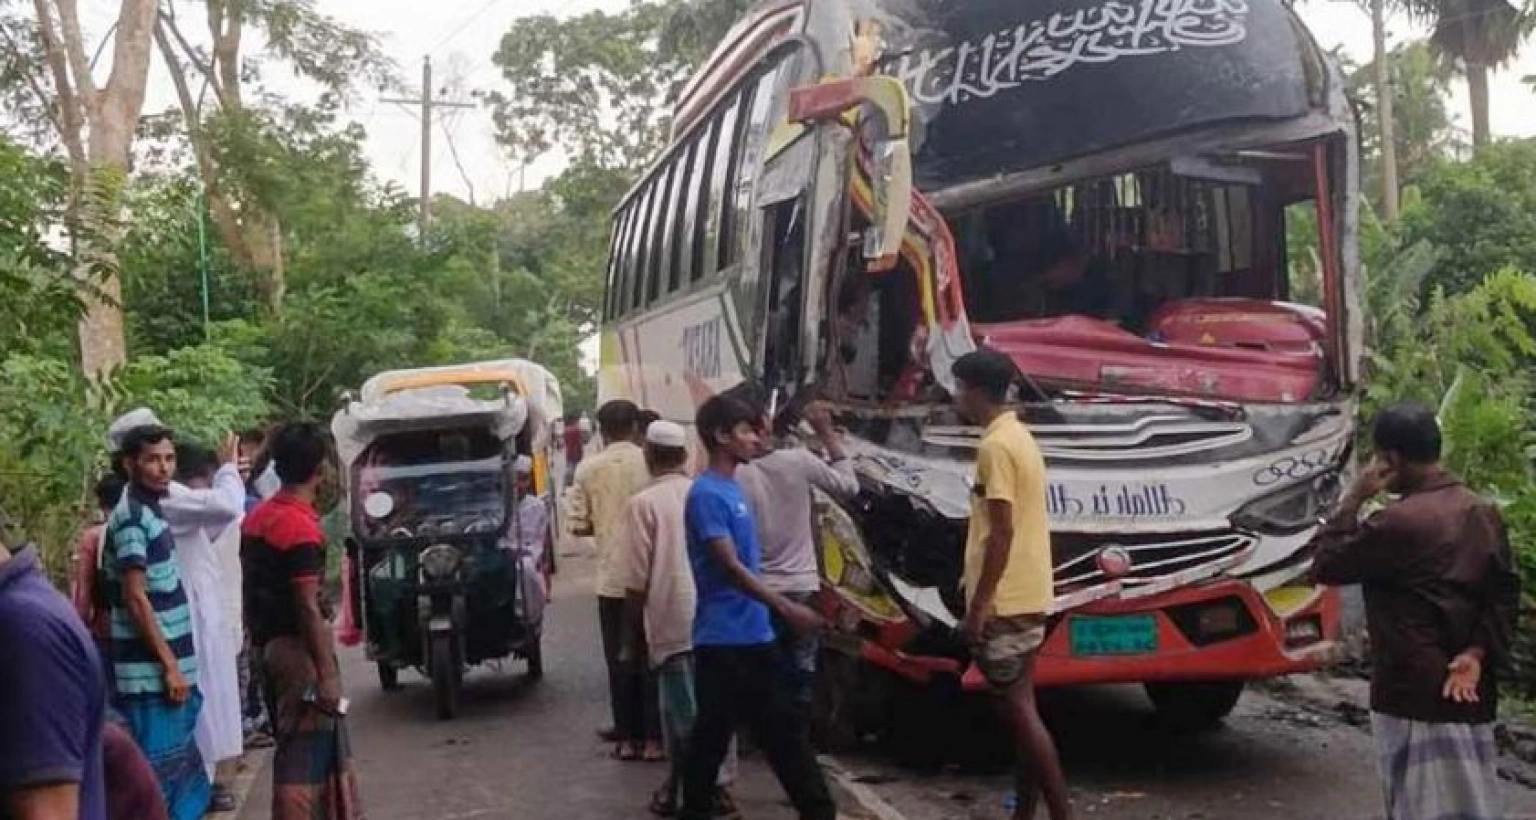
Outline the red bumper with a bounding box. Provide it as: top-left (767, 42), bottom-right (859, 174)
top-left (837, 579), bottom-right (1340, 693)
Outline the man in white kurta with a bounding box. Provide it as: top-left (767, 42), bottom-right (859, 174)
top-left (510, 457), bottom-right (549, 627)
top-left (162, 438), bottom-right (246, 795)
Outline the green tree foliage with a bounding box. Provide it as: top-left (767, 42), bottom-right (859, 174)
top-left (1346, 41), bottom-right (1465, 200)
top-left (0, 345), bottom-right (271, 577)
top-left (0, 136), bottom-right (77, 358)
top-left (1400, 0), bottom-right (1534, 149)
top-left (488, 0), bottom-right (752, 170)
top-left (1399, 139), bottom-right (1536, 295)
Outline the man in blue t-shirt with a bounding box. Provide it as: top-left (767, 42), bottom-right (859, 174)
top-left (0, 540), bottom-right (107, 820)
top-left (679, 395), bottom-right (837, 820)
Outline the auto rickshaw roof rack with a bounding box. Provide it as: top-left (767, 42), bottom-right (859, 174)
top-left (333, 359), bottom-right (564, 469)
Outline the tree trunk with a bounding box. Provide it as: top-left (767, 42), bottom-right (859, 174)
top-left (1371, 0), bottom-right (1400, 222)
top-left (1468, 62), bottom-right (1491, 151)
top-left (71, 0), bottom-right (158, 378)
top-left (160, 2), bottom-right (285, 311)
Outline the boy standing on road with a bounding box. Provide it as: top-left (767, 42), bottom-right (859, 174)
top-left (101, 422), bottom-right (212, 820)
top-left (242, 421), bottom-right (363, 820)
top-left (618, 420), bottom-right (738, 817)
top-left (1312, 404), bottom-right (1519, 820)
top-left (737, 400), bottom-right (858, 728)
top-left (680, 396), bottom-right (837, 820)
top-left (951, 350), bottom-right (1073, 820)
top-left (570, 399), bottom-right (659, 760)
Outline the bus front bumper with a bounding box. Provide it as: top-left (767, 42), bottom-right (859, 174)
top-left (1024, 578), bottom-right (1341, 690)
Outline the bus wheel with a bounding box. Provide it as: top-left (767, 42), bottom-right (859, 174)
top-left (811, 649), bottom-right (860, 753)
top-left (1145, 681), bottom-right (1244, 733)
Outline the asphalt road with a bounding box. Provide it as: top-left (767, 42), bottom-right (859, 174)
top-left (238, 551), bottom-right (1536, 820)
top-left (237, 550), bottom-right (869, 820)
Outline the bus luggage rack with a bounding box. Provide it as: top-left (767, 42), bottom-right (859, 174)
top-left (1053, 531), bottom-right (1258, 600)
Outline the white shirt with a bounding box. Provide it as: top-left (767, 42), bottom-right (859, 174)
top-left (513, 494), bottom-right (549, 556)
top-left (738, 447), bottom-right (859, 593)
top-left (614, 474), bottom-right (696, 667)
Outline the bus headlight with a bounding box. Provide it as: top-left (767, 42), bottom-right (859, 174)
top-left (1231, 475), bottom-right (1340, 536)
top-left (419, 544), bottom-right (463, 581)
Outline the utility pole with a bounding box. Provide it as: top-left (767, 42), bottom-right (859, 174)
top-left (1371, 0), bottom-right (1400, 222)
top-left (382, 56), bottom-right (474, 241)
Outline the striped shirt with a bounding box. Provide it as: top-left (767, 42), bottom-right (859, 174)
top-left (102, 486), bottom-right (197, 696)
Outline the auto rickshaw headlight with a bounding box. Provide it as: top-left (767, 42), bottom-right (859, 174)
top-left (419, 544), bottom-right (463, 581)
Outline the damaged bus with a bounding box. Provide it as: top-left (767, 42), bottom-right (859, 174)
top-left (598, 0), bottom-right (1360, 739)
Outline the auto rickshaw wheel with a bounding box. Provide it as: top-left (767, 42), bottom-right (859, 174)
top-left (525, 636), bottom-right (544, 681)
top-left (429, 635), bottom-right (460, 720)
top-left (377, 662), bottom-right (401, 692)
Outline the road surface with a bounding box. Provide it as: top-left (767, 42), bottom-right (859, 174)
top-left (237, 552), bottom-right (1536, 820)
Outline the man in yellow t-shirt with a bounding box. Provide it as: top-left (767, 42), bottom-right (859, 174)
top-left (952, 349), bottom-right (1073, 820)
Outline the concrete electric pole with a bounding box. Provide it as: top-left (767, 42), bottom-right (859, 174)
top-left (383, 56), bottom-right (474, 240)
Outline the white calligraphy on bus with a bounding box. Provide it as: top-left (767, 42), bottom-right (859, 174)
top-left (892, 0), bottom-right (1250, 107)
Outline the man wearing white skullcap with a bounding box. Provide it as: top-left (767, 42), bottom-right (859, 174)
top-left (107, 408), bottom-right (248, 808)
top-left (108, 408), bottom-right (164, 451)
top-left (509, 455), bottom-right (549, 631)
top-left (616, 420), bottom-right (737, 815)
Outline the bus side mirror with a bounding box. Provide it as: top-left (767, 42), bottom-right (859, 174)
top-left (788, 76), bottom-right (913, 273)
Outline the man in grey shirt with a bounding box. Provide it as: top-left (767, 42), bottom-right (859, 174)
top-left (737, 401), bottom-right (859, 728)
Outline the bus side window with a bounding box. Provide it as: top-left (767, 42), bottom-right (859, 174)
top-left (667, 141), bottom-right (700, 294)
top-left (605, 206), bottom-right (632, 321)
top-left (705, 94), bottom-right (743, 277)
top-left (647, 163), bottom-right (678, 306)
top-left (761, 197), bottom-right (806, 389)
top-left (631, 179), bottom-right (661, 313)
top-left (619, 191), bottom-right (645, 317)
top-left (687, 118), bottom-right (720, 284)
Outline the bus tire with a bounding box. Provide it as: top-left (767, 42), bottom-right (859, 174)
top-left (811, 649), bottom-right (860, 753)
top-left (1145, 680), bottom-right (1244, 733)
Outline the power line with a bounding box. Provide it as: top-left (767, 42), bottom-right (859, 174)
top-left (429, 0), bottom-right (503, 55)
top-left (382, 57), bottom-right (476, 240)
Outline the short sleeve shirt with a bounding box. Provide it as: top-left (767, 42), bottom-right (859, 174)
top-left (0, 546), bottom-right (107, 820)
top-left (241, 492), bottom-right (327, 645)
top-left (685, 471), bottom-right (774, 647)
top-left (964, 413), bottom-right (1054, 616)
top-left (570, 442), bottom-right (651, 597)
top-left (102, 487), bottom-right (198, 696)
top-left (615, 474), bottom-right (697, 666)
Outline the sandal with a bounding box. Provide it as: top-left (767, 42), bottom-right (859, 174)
top-left (711, 788), bottom-right (741, 819)
top-left (648, 784), bottom-right (677, 817)
top-left (642, 741), bottom-right (667, 763)
top-left (207, 785), bottom-right (238, 813)
top-left (613, 741), bottom-right (641, 761)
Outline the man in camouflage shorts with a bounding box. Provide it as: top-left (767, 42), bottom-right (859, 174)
top-left (952, 350), bottom-right (1073, 820)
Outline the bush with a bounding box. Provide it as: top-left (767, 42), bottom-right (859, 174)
top-left (0, 344), bottom-right (270, 580)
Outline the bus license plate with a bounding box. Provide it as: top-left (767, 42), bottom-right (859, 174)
top-left (1069, 615), bottom-right (1158, 656)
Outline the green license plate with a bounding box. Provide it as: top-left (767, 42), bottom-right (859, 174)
top-left (1069, 614), bottom-right (1159, 656)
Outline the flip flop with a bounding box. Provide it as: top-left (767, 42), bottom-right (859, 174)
top-left (613, 742), bottom-right (641, 761)
top-left (207, 786), bottom-right (238, 813)
top-left (711, 788), bottom-right (741, 819)
top-left (642, 742), bottom-right (667, 763)
top-left (648, 786), bottom-right (677, 817)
